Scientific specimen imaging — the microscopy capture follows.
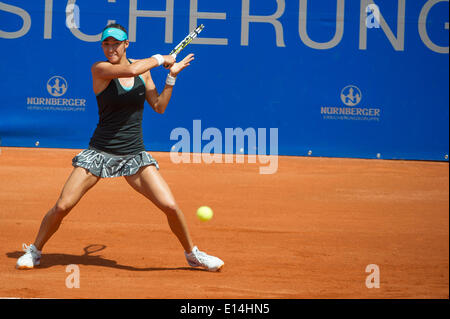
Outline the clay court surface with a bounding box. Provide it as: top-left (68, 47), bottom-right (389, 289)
top-left (0, 147), bottom-right (448, 299)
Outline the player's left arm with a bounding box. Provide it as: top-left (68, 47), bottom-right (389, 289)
top-left (139, 54), bottom-right (195, 114)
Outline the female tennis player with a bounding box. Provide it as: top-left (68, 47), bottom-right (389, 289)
top-left (16, 24), bottom-right (224, 272)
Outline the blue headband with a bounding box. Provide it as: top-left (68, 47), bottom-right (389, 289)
top-left (101, 27), bottom-right (128, 42)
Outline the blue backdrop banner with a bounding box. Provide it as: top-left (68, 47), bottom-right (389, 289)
top-left (0, 0), bottom-right (448, 161)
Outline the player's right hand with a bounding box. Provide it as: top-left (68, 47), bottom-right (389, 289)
top-left (163, 55), bottom-right (176, 69)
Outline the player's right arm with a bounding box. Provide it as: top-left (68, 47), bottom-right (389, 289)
top-left (91, 55), bottom-right (175, 80)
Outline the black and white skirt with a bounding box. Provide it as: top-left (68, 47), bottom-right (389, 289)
top-left (72, 147), bottom-right (159, 178)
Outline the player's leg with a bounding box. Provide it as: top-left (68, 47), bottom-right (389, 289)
top-left (124, 165), bottom-right (224, 271)
top-left (33, 167), bottom-right (101, 250)
top-left (124, 165), bottom-right (194, 253)
top-left (17, 167), bottom-right (100, 269)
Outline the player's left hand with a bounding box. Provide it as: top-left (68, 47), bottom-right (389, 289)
top-left (169, 54), bottom-right (195, 77)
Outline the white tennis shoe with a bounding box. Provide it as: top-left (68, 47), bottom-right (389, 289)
top-left (185, 246), bottom-right (224, 272)
top-left (16, 244), bottom-right (41, 270)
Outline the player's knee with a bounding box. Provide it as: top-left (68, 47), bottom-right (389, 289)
top-left (162, 202), bottom-right (179, 216)
top-left (53, 199), bottom-right (74, 217)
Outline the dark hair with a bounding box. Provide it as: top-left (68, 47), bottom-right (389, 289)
top-left (103, 23), bottom-right (128, 36)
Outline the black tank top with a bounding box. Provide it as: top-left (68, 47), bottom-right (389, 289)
top-left (89, 65), bottom-right (146, 155)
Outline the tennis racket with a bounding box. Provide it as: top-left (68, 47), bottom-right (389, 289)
top-left (169, 24), bottom-right (204, 59)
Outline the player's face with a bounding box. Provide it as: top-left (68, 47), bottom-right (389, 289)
top-left (101, 38), bottom-right (129, 63)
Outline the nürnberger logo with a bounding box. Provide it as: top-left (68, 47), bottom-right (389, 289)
top-left (47, 76), bottom-right (68, 97)
top-left (26, 75), bottom-right (86, 112)
top-left (320, 85), bottom-right (381, 122)
top-left (341, 85), bottom-right (362, 107)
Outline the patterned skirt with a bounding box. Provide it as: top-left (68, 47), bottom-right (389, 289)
top-left (72, 147), bottom-right (159, 178)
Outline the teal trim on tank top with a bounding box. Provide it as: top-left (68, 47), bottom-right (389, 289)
top-left (118, 78), bottom-right (134, 91)
top-left (94, 59), bottom-right (145, 96)
top-left (139, 74), bottom-right (146, 88)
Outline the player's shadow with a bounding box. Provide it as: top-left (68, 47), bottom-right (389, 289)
top-left (6, 244), bottom-right (206, 272)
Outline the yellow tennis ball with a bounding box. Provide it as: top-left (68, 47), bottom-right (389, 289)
top-left (197, 206), bottom-right (213, 221)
